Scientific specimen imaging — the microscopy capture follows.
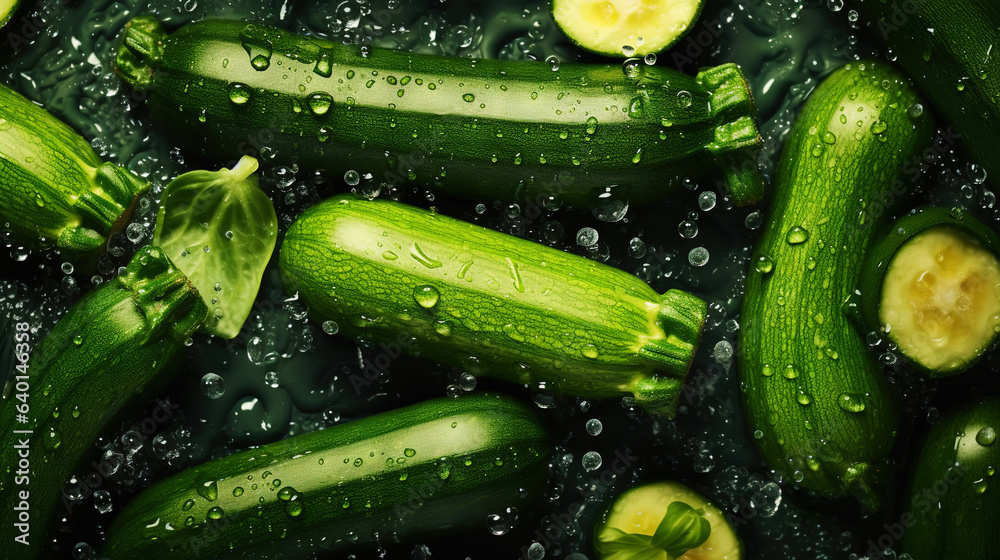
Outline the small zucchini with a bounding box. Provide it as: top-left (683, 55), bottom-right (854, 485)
top-left (854, 206), bottom-right (1000, 376)
top-left (896, 396), bottom-right (1000, 560)
top-left (101, 392), bottom-right (551, 559)
top-left (0, 83), bottom-right (149, 268)
top-left (738, 61), bottom-right (934, 513)
top-left (279, 194), bottom-right (707, 417)
top-left (0, 246), bottom-right (206, 560)
top-left (848, 0), bottom-right (1000, 183)
top-left (551, 0), bottom-right (704, 57)
top-left (115, 16), bottom-right (765, 208)
top-left (594, 480), bottom-right (742, 560)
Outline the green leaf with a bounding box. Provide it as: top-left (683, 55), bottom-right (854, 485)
top-left (651, 501), bottom-right (712, 558)
top-left (153, 156), bottom-right (277, 338)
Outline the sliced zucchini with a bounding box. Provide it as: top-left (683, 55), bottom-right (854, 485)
top-left (857, 207), bottom-right (1000, 376)
top-left (0, 0), bottom-right (18, 29)
top-left (552, 0), bottom-right (703, 57)
top-left (595, 481), bottom-right (742, 560)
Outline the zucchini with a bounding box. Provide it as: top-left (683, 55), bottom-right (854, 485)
top-left (0, 0), bottom-right (18, 29)
top-left (279, 194), bottom-right (707, 417)
top-left (847, 0), bottom-right (1000, 183)
top-left (101, 392), bottom-right (551, 559)
top-left (115, 16), bottom-right (765, 208)
top-left (895, 396), bottom-right (1000, 560)
top-left (551, 0), bottom-right (704, 57)
top-left (855, 206), bottom-right (1000, 375)
top-left (594, 480), bottom-right (742, 560)
top-left (738, 61), bottom-right (934, 513)
top-left (0, 82), bottom-right (150, 268)
top-left (0, 246), bottom-right (206, 560)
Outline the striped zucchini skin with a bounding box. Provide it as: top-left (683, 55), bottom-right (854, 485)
top-left (115, 16), bottom-right (765, 207)
top-left (848, 0), bottom-right (1000, 184)
top-left (279, 194), bottom-right (706, 417)
top-left (0, 83), bottom-right (149, 268)
top-left (0, 247), bottom-right (206, 560)
top-left (738, 61), bottom-right (934, 513)
top-left (102, 393), bottom-right (551, 559)
top-left (897, 396), bottom-right (1000, 560)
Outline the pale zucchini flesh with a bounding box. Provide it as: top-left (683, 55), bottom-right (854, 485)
top-left (880, 226), bottom-right (1000, 373)
top-left (597, 481), bottom-right (741, 560)
top-left (552, 0), bottom-right (703, 56)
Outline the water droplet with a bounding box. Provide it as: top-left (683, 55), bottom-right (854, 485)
top-left (581, 451), bottom-right (602, 471)
top-left (837, 393), bottom-right (867, 413)
top-left (307, 92), bottom-right (333, 115)
top-left (753, 429), bottom-right (764, 439)
top-left (322, 320), bottom-right (339, 335)
top-left (413, 285), bottom-right (440, 308)
top-left (576, 227), bottom-right (599, 247)
top-left (264, 371), bottom-right (279, 388)
top-left (676, 90), bottom-right (693, 108)
top-left (688, 247), bottom-right (709, 267)
top-left (437, 458), bottom-right (451, 479)
top-left (588, 185), bottom-right (630, 222)
top-left (678, 220), bottom-right (699, 239)
top-left (783, 365), bottom-right (799, 379)
top-left (585, 116), bottom-right (598, 135)
top-left (183, 499), bottom-right (196, 511)
top-left (228, 82), bottom-right (251, 104)
top-left (207, 506), bottom-right (224, 520)
top-left (786, 226), bottom-right (810, 244)
top-left (762, 364), bottom-right (774, 377)
top-left (627, 96), bottom-right (644, 119)
top-left (870, 119), bottom-right (888, 135)
top-left (745, 211), bottom-right (763, 230)
top-left (462, 93), bottom-right (475, 103)
top-left (344, 170), bottom-right (360, 186)
top-left (201, 373), bottom-right (225, 399)
top-left (698, 191), bottom-right (717, 211)
top-left (754, 255), bottom-right (774, 274)
top-left (821, 131), bottom-right (837, 144)
top-left (796, 391), bottom-right (812, 405)
top-left (410, 242), bottom-right (443, 268)
top-left (197, 480), bottom-right (219, 502)
top-left (581, 344), bottom-right (599, 359)
top-left (232, 487), bottom-right (244, 497)
top-left (977, 426), bottom-right (996, 446)
top-left (585, 418), bottom-right (603, 436)
top-left (94, 489), bottom-right (113, 514)
top-left (404, 448), bottom-right (416, 457)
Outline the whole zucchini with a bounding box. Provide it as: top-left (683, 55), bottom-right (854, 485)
top-left (848, 0), bottom-right (1000, 183)
top-left (895, 396), bottom-right (1000, 560)
top-left (855, 206), bottom-right (1000, 376)
top-left (0, 246), bottom-right (206, 560)
top-left (0, 82), bottom-right (149, 267)
top-left (279, 194), bottom-right (707, 417)
top-left (115, 16), bottom-right (765, 208)
top-left (101, 392), bottom-right (551, 559)
top-left (738, 61), bottom-right (934, 513)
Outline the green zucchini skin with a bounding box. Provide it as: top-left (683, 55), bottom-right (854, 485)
top-left (115, 16), bottom-right (765, 207)
top-left (848, 0), bottom-right (1000, 183)
top-left (0, 83), bottom-right (150, 268)
top-left (0, 247), bottom-right (206, 560)
top-left (854, 206), bottom-right (1000, 375)
top-left (101, 393), bottom-right (551, 559)
top-left (738, 61), bottom-right (934, 513)
top-left (279, 194), bottom-right (707, 417)
top-left (897, 396), bottom-right (1000, 560)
